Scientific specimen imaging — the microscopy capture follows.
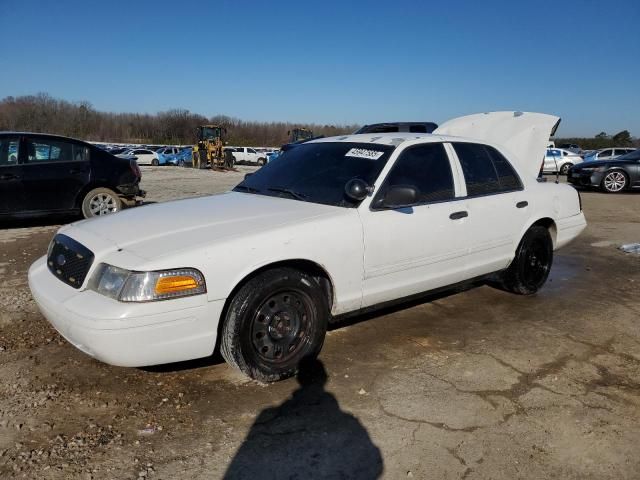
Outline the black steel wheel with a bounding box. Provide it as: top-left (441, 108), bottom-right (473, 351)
top-left (496, 225), bottom-right (553, 295)
top-left (221, 267), bottom-right (329, 382)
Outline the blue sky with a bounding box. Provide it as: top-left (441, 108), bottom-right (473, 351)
top-left (1, 0), bottom-right (639, 136)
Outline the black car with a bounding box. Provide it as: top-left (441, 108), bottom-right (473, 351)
top-left (568, 149), bottom-right (640, 193)
top-left (0, 132), bottom-right (144, 218)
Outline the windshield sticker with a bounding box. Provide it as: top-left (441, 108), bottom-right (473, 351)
top-left (345, 148), bottom-right (385, 160)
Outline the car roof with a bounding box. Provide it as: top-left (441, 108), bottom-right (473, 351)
top-left (309, 132), bottom-right (486, 147)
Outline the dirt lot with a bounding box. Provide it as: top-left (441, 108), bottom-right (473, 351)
top-left (1, 166), bottom-right (639, 479)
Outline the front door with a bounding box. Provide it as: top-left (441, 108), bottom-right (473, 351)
top-left (20, 136), bottom-right (91, 213)
top-left (359, 142), bottom-right (470, 307)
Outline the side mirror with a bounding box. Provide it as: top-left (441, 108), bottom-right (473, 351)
top-left (381, 185), bottom-right (418, 209)
top-left (344, 178), bottom-right (373, 201)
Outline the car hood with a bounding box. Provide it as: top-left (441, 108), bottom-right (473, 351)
top-left (434, 111), bottom-right (561, 178)
top-left (64, 192), bottom-right (344, 260)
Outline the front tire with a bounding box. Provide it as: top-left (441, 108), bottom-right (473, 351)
top-left (601, 170), bottom-right (627, 193)
top-left (497, 226), bottom-right (553, 295)
top-left (220, 268), bottom-right (329, 382)
top-left (81, 187), bottom-right (122, 218)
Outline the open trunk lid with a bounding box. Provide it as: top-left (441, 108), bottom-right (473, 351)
top-left (434, 111), bottom-right (561, 178)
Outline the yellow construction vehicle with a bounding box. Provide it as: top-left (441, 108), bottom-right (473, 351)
top-left (288, 127), bottom-right (314, 143)
top-left (192, 125), bottom-right (234, 170)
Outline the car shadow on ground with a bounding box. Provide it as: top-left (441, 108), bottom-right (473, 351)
top-left (0, 214), bottom-right (79, 230)
top-left (222, 357), bottom-right (383, 479)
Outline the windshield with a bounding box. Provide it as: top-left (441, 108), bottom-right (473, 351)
top-left (233, 142), bottom-right (394, 207)
top-left (202, 127), bottom-right (220, 140)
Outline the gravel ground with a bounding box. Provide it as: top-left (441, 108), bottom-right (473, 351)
top-left (1, 167), bottom-right (639, 479)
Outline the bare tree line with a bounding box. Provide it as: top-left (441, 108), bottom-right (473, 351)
top-left (0, 93), bottom-right (359, 146)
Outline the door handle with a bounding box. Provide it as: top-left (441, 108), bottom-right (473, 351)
top-left (516, 201), bottom-right (529, 208)
top-left (449, 211), bottom-right (468, 220)
top-left (0, 174), bottom-right (19, 181)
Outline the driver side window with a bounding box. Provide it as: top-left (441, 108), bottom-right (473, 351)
top-left (374, 143), bottom-right (455, 207)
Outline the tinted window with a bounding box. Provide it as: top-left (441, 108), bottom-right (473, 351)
top-left (409, 125), bottom-right (428, 133)
top-left (452, 143), bottom-right (501, 196)
top-left (599, 149), bottom-right (613, 157)
top-left (485, 146), bottom-right (522, 191)
top-left (247, 148), bottom-right (257, 154)
top-left (235, 142), bottom-right (394, 208)
top-left (375, 143), bottom-right (454, 206)
top-left (25, 138), bottom-right (87, 163)
top-left (0, 137), bottom-right (20, 166)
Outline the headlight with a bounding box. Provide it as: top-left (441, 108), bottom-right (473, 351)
top-left (89, 264), bottom-right (206, 302)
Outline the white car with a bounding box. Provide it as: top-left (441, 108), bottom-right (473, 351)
top-left (29, 112), bottom-right (586, 382)
top-left (117, 148), bottom-right (157, 165)
top-left (542, 148), bottom-right (583, 175)
top-left (583, 147), bottom-right (636, 162)
top-left (229, 147), bottom-right (267, 165)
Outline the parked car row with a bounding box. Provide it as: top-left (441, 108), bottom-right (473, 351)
top-left (568, 148), bottom-right (640, 193)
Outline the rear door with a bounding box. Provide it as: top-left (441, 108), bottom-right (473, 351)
top-left (0, 135), bottom-right (24, 214)
top-left (449, 142), bottom-right (527, 277)
top-left (20, 136), bottom-right (91, 213)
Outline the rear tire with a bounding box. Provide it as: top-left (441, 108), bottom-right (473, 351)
top-left (151, 159), bottom-right (159, 166)
top-left (559, 163), bottom-right (571, 175)
top-left (81, 187), bottom-right (122, 218)
top-left (496, 226), bottom-right (553, 295)
top-left (220, 268), bottom-right (329, 382)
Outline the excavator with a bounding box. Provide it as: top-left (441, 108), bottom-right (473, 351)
top-left (192, 125), bottom-right (235, 170)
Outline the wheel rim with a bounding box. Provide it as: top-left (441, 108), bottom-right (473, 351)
top-left (89, 193), bottom-right (118, 216)
top-left (604, 172), bottom-right (625, 192)
top-left (561, 164), bottom-right (570, 175)
top-left (523, 238), bottom-right (551, 289)
top-left (251, 290), bottom-right (312, 364)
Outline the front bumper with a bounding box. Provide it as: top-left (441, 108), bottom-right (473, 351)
top-left (28, 257), bottom-right (224, 367)
top-left (567, 170), bottom-right (604, 187)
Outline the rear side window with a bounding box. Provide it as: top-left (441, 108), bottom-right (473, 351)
top-left (0, 137), bottom-right (20, 166)
top-left (25, 138), bottom-right (88, 163)
top-left (452, 143), bottom-right (500, 196)
top-left (376, 143), bottom-right (454, 205)
top-left (452, 143), bottom-right (521, 196)
top-left (485, 146), bottom-right (522, 191)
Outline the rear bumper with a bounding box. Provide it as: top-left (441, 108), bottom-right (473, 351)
top-left (28, 257), bottom-right (224, 367)
top-left (117, 184), bottom-right (146, 198)
top-left (556, 212), bottom-right (587, 249)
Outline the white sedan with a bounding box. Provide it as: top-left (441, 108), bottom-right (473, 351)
top-left (542, 148), bottom-right (583, 175)
top-left (116, 148), bottom-right (157, 165)
top-left (29, 112), bottom-right (586, 382)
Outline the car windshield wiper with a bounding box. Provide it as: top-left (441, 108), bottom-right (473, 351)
top-left (233, 184), bottom-right (261, 194)
top-left (266, 186), bottom-right (308, 201)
